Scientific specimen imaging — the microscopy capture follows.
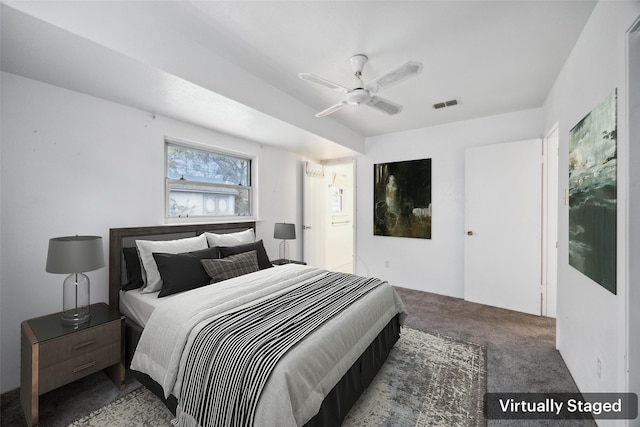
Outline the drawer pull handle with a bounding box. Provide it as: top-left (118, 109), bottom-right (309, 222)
top-left (73, 361), bottom-right (96, 373)
top-left (73, 340), bottom-right (96, 350)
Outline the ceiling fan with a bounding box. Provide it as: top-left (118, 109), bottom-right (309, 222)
top-left (299, 54), bottom-right (423, 117)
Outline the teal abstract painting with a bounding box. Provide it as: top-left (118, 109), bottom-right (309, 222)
top-left (569, 89), bottom-right (617, 294)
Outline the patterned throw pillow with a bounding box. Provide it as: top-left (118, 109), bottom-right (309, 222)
top-left (200, 250), bottom-right (259, 283)
top-left (219, 240), bottom-right (273, 270)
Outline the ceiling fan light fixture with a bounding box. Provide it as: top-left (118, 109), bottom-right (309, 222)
top-left (346, 88), bottom-right (371, 105)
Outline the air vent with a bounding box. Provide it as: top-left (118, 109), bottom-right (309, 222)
top-left (433, 99), bottom-right (460, 109)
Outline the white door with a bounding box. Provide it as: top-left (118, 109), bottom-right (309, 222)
top-left (302, 161), bottom-right (326, 268)
top-left (464, 139), bottom-right (542, 315)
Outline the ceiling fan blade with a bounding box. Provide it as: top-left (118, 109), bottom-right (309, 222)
top-left (365, 61), bottom-right (423, 93)
top-left (366, 96), bottom-right (403, 115)
top-left (316, 101), bottom-right (347, 117)
top-left (299, 73), bottom-right (349, 93)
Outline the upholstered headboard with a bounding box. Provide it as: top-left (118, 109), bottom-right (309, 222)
top-left (108, 222), bottom-right (256, 311)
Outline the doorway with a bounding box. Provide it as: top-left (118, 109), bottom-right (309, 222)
top-left (302, 159), bottom-right (355, 272)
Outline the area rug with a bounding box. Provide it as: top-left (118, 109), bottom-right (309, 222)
top-left (67, 386), bottom-right (173, 427)
top-left (343, 327), bottom-right (486, 427)
top-left (68, 327), bottom-right (486, 427)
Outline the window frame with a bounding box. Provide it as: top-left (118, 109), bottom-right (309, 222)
top-left (164, 138), bottom-right (257, 222)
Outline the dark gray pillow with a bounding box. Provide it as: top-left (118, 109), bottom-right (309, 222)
top-left (219, 240), bottom-right (272, 270)
top-left (122, 247), bottom-right (144, 291)
top-left (153, 246), bottom-right (221, 298)
top-left (201, 250), bottom-right (259, 283)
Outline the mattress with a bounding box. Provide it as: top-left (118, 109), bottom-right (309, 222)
top-left (119, 287), bottom-right (165, 327)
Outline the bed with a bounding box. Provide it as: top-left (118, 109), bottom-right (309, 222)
top-left (108, 222), bottom-right (406, 427)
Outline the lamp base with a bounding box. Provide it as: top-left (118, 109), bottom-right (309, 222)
top-left (279, 240), bottom-right (290, 262)
top-left (61, 309), bottom-right (91, 325)
top-left (61, 272), bottom-right (91, 326)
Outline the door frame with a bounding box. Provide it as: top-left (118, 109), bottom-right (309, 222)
top-left (626, 16), bottom-right (640, 404)
top-left (542, 124), bottom-right (559, 318)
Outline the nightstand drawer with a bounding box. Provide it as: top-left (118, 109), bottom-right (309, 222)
top-left (38, 341), bottom-right (121, 394)
top-left (38, 320), bottom-right (120, 369)
top-left (21, 303), bottom-right (125, 427)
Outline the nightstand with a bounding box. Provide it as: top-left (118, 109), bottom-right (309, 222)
top-left (20, 303), bottom-right (124, 427)
top-left (271, 259), bottom-right (307, 265)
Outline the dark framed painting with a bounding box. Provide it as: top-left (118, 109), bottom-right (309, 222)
top-left (569, 89), bottom-right (617, 294)
top-left (374, 158), bottom-right (431, 239)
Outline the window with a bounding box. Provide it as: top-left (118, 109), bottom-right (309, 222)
top-left (165, 142), bottom-right (252, 218)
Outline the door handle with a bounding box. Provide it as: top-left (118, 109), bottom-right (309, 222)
top-left (303, 226), bottom-right (312, 230)
top-left (467, 231), bottom-right (474, 236)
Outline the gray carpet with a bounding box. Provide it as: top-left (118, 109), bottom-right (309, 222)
top-left (394, 287), bottom-right (594, 426)
top-left (1, 287), bottom-right (591, 426)
top-left (0, 370), bottom-right (141, 427)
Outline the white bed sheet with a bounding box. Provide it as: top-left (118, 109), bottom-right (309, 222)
top-left (119, 287), bottom-right (168, 327)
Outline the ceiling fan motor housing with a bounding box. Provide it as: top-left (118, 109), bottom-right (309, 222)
top-left (346, 88), bottom-right (371, 105)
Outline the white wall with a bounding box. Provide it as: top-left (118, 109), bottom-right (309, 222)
top-left (356, 108), bottom-right (542, 297)
top-left (0, 72), bottom-right (303, 392)
top-left (541, 0), bottom-right (640, 419)
top-left (628, 19), bottom-right (640, 421)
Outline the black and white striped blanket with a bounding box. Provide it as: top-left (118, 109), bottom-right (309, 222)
top-left (175, 271), bottom-right (385, 427)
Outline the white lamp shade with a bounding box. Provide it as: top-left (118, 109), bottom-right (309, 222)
top-left (46, 236), bottom-right (105, 274)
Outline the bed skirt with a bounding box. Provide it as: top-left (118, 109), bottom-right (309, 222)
top-left (125, 313), bottom-right (401, 426)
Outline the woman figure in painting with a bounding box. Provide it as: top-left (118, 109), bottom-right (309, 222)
top-left (386, 175), bottom-right (399, 213)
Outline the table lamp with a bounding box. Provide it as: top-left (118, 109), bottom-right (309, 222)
top-left (46, 235), bottom-right (104, 325)
top-left (274, 223), bottom-right (296, 263)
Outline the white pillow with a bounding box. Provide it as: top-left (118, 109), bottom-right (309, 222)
top-left (205, 229), bottom-right (255, 247)
top-left (136, 234), bottom-right (208, 293)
